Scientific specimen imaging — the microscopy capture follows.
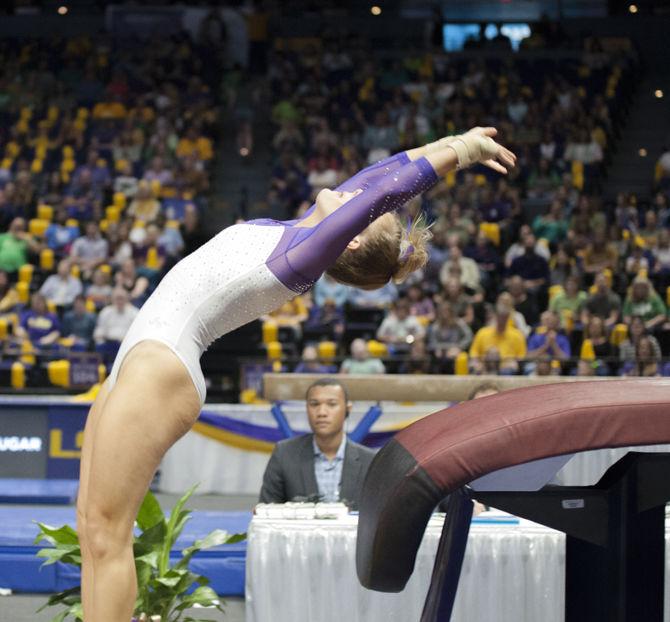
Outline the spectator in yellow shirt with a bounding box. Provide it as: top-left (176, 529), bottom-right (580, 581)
top-left (176, 126), bottom-right (213, 162)
top-left (469, 300), bottom-right (527, 374)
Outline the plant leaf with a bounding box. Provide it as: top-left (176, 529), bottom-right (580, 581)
top-left (135, 520), bottom-right (167, 551)
top-left (175, 586), bottom-right (223, 612)
top-left (36, 544), bottom-right (81, 566)
top-left (155, 574), bottom-right (184, 588)
top-left (51, 610), bottom-right (69, 622)
top-left (135, 550), bottom-right (160, 569)
top-left (159, 484), bottom-right (198, 576)
top-left (35, 587), bottom-right (81, 612)
top-left (176, 529), bottom-right (244, 571)
top-left (136, 489), bottom-right (165, 531)
top-left (33, 522), bottom-right (79, 546)
top-left (68, 601), bottom-right (84, 620)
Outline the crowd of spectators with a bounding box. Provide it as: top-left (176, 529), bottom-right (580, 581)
top-left (1, 21), bottom-right (667, 392)
top-left (0, 34), bottom-right (213, 377)
top-left (261, 32), bottom-right (670, 379)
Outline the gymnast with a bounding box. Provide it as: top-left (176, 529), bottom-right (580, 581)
top-left (76, 126), bottom-right (516, 621)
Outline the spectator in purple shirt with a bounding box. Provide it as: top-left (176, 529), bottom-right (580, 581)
top-left (16, 293), bottom-right (61, 347)
top-left (526, 310), bottom-right (570, 372)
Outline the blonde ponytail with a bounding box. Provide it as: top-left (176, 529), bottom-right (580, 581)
top-left (326, 212), bottom-right (432, 290)
top-left (391, 213), bottom-right (432, 284)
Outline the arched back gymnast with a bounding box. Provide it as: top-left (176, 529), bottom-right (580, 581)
top-left (77, 127), bottom-right (516, 621)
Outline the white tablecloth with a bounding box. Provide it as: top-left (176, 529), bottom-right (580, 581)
top-left (245, 515), bottom-right (670, 622)
top-left (246, 515), bottom-right (565, 622)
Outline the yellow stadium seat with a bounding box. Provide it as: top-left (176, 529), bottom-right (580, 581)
top-left (76, 107), bottom-right (89, 120)
top-left (610, 323), bottom-right (628, 346)
top-left (367, 340), bottom-right (388, 358)
top-left (267, 341), bottom-right (282, 361)
top-left (20, 339), bottom-right (35, 365)
top-left (99, 264), bottom-right (111, 275)
top-left (11, 362), bottom-right (25, 390)
top-left (62, 145), bottom-right (74, 159)
top-left (61, 158), bottom-right (76, 173)
top-left (16, 281), bottom-right (29, 304)
top-left (99, 219), bottom-right (109, 232)
top-left (30, 159), bottom-right (43, 174)
top-left (0, 317), bottom-right (7, 340)
top-left (28, 218), bottom-right (49, 237)
top-left (40, 248), bottom-right (55, 271)
top-left (98, 364), bottom-right (107, 384)
top-left (479, 222), bottom-right (501, 246)
top-left (150, 179), bottom-right (161, 197)
top-left (113, 192), bottom-right (127, 209)
top-left (46, 300), bottom-right (57, 313)
top-left (145, 247), bottom-right (159, 269)
top-left (70, 264), bottom-right (80, 278)
top-left (1, 158), bottom-right (12, 169)
top-left (580, 339), bottom-right (596, 361)
top-left (66, 218), bottom-right (79, 229)
top-left (85, 298), bottom-right (96, 313)
top-left (455, 351), bottom-right (469, 375)
top-left (240, 388), bottom-right (259, 404)
top-left (317, 341), bottom-right (336, 362)
top-left (166, 219), bottom-right (180, 229)
top-left (105, 206), bottom-right (120, 222)
top-left (262, 321), bottom-right (278, 344)
top-left (18, 264), bottom-right (33, 284)
top-left (445, 169), bottom-right (456, 188)
top-left (37, 204), bottom-right (53, 221)
top-left (48, 359), bottom-right (70, 388)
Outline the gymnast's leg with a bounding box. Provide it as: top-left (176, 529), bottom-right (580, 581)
top-left (76, 381), bottom-right (110, 619)
top-left (77, 341), bottom-right (202, 622)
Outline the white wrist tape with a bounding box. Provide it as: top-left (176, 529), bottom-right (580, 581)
top-left (448, 134), bottom-right (499, 169)
top-left (425, 136), bottom-right (457, 154)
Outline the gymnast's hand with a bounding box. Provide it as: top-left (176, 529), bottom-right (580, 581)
top-left (451, 127), bottom-right (517, 174)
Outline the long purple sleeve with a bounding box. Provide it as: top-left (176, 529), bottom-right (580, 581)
top-left (292, 153), bottom-right (412, 224)
top-left (265, 157), bottom-right (438, 293)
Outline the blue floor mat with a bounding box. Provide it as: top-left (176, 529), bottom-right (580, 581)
top-left (0, 506), bottom-right (250, 596)
top-left (0, 479), bottom-right (79, 504)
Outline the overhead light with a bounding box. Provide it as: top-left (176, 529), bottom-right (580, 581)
top-left (629, 4), bottom-right (638, 13)
top-left (655, 89), bottom-right (664, 98)
top-left (371, 6), bottom-right (382, 16)
top-left (639, 148), bottom-right (648, 157)
top-left (57, 5), bottom-right (68, 15)
top-left (240, 147), bottom-right (250, 157)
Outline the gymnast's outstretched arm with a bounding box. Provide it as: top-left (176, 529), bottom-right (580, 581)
top-left (282, 151), bottom-right (454, 282)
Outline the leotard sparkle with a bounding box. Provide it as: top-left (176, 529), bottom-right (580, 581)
top-left (107, 154), bottom-right (437, 403)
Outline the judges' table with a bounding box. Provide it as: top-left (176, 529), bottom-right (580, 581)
top-left (246, 514), bottom-right (565, 622)
top-left (246, 513), bottom-right (670, 622)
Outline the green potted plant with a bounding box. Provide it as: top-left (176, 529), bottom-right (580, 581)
top-left (34, 484), bottom-right (246, 621)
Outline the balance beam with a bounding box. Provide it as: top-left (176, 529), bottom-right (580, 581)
top-left (262, 373), bottom-right (615, 403)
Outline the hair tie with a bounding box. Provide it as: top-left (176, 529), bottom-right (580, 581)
top-left (399, 241), bottom-right (415, 262)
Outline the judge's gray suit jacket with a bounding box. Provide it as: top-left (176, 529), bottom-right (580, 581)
top-left (259, 434), bottom-right (376, 510)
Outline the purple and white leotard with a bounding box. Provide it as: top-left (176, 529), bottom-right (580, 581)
top-left (107, 154), bottom-right (437, 403)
